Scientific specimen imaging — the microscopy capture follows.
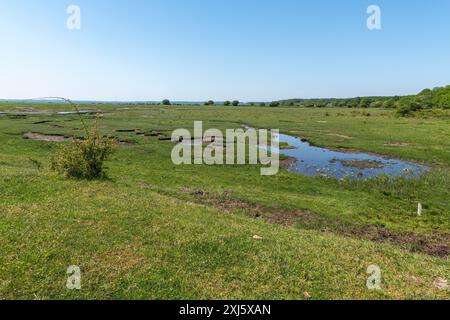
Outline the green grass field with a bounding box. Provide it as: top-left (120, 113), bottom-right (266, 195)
top-left (0, 103), bottom-right (449, 299)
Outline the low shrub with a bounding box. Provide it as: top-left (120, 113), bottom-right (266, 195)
top-left (269, 101), bottom-right (280, 107)
top-left (51, 133), bottom-right (116, 179)
top-left (395, 102), bottom-right (423, 117)
top-left (49, 97), bottom-right (116, 179)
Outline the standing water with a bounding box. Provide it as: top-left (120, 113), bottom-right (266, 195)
top-left (274, 133), bottom-right (428, 180)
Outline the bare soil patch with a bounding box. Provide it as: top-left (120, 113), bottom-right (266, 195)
top-left (384, 142), bottom-right (410, 147)
top-left (179, 136), bottom-right (219, 145)
top-left (116, 128), bottom-right (137, 133)
top-left (340, 225), bottom-right (449, 258)
top-left (326, 133), bottom-right (352, 139)
top-left (23, 132), bottom-right (70, 142)
top-left (182, 188), bottom-right (449, 258)
top-left (184, 188), bottom-right (316, 227)
top-left (280, 157), bottom-right (297, 169)
top-left (340, 159), bottom-right (385, 169)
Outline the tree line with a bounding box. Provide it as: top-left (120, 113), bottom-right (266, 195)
top-left (278, 85), bottom-right (450, 115)
top-left (159, 85), bottom-right (449, 116)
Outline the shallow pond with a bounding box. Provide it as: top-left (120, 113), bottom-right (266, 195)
top-left (275, 133), bottom-right (428, 180)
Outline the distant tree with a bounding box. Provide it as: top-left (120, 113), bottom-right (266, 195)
top-left (224, 101), bottom-right (231, 106)
top-left (429, 86), bottom-right (450, 108)
top-left (204, 100), bottom-right (214, 106)
top-left (359, 97), bottom-right (371, 108)
top-left (315, 102), bottom-right (326, 108)
top-left (415, 95), bottom-right (432, 109)
top-left (370, 101), bottom-right (383, 108)
top-left (396, 104), bottom-right (412, 117)
top-left (232, 100), bottom-right (240, 106)
top-left (409, 101), bottom-right (423, 112)
top-left (384, 98), bottom-right (395, 109)
top-left (259, 102), bottom-right (266, 107)
top-left (162, 99), bottom-right (171, 105)
top-left (396, 100), bottom-right (423, 117)
top-left (269, 101), bottom-right (280, 107)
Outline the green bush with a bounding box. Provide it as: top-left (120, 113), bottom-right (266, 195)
top-left (269, 101), bottom-right (280, 107)
top-left (396, 105), bottom-right (412, 117)
top-left (49, 97), bottom-right (116, 179)
top-left (396, 101), bottom-right (423, 117)
top-left (51, 133), bottom-right (116, 179)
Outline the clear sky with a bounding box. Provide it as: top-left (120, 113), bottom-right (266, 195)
top-left (1, 0), bottom-right (449, 101)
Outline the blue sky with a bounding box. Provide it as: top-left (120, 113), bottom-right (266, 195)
top-left (1, 0), bottom-right (449, 101)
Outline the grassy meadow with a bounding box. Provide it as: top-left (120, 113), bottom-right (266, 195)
top-left (0, 102), bottom-right (449, 299)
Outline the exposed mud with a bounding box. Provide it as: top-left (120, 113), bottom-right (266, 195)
top-left (116, 128), bottom-right (138, 133)
top-left (49, 124), bottom-right (65, 129)
top-left (339, 159), bottom-right (385, 169)
top-left (184, 188), bottom-right (317, 227)
top-left (117, 140), bottom-right (135, 145)
top-left (145, 131), bottom-right (160, 137)
top-left (23, 132), bottom-right (133, 146)
top-left (340, 225), bottom-right (450, 258)
top-left (326, 133), bottom-right (352, 140)
top-left (2, 110), bottom-right (100, 116)
top-left (33, 120), bottom-right (52, 125)
top-left (384, 142), bottom-right (410, 147)
top-left (4, 114), bottom-right (27, 120)
top-left (180, 136), bottom-right (218, 145)
top-left (327, 146), bottom-right (374, 154)
top-left (280, 157), bottom-right (297, 169)
top-left (23, 132), bottom-right (70, 142)
top-left (116, 128), bottom-right (171, 139)
top-left (183, 188), bottom-right (449, 258)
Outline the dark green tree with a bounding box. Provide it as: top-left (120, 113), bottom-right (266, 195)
top-left (269, 101), bottom-right (280, 107)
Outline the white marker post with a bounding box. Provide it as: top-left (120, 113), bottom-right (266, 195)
top-left (418, 203), bottom-right (423, 216)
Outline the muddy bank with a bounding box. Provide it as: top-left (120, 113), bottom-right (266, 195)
top-left (183, 188), bottom-right (317, 227)
top-left (180, 136), bottom-right (218, 145)
top-left (1, 110), bottom-right (100, 116)
top-left (183, 188), bottom-right (449, 258)
top-left (23, 132), bottom-right (134, 146)
top-left (339, 159), bottom-right (385, 169)
top-left (280, 157), bottom-right (297, 169)
top-left (340, 225), bottom-right (450, 258)
top-left (23, 132), bottom-right (70, 142)
top-left (384, 142), bottom-right (411, 147)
